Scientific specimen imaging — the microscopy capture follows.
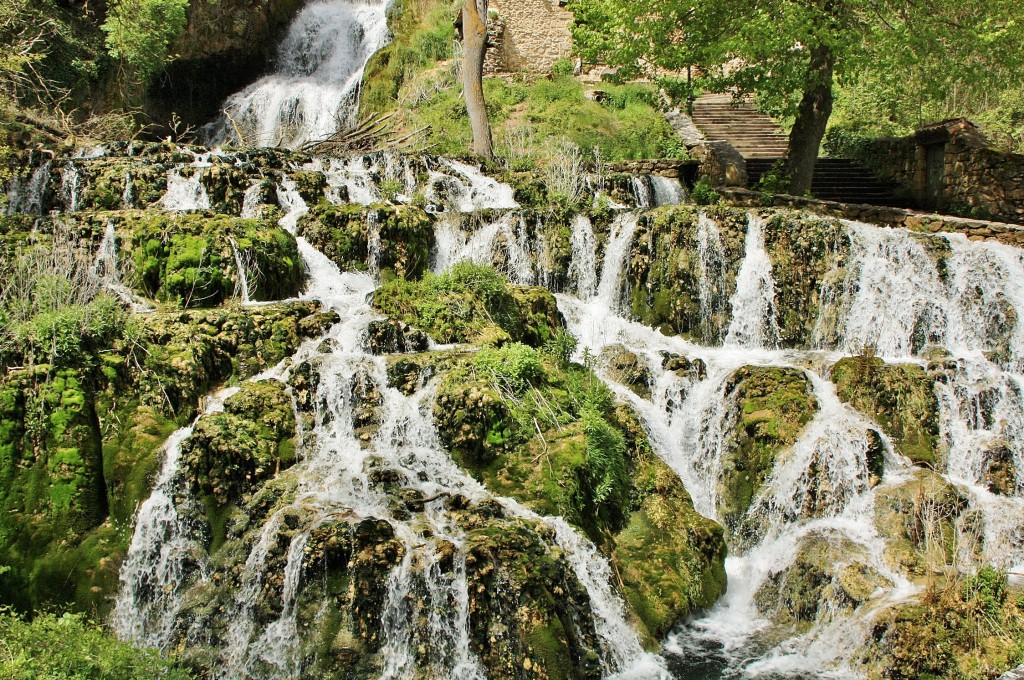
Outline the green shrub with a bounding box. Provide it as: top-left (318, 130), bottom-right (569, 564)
top-left (691, 179), bottom-right (720, 206)
top-left (102, 0), bottom-right (190, 83)
top-left (0, 606), bottom-right (191, 679)
top-left (473, 342), bottom-right (546, 392)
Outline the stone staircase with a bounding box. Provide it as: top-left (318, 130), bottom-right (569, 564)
top-left (690, 93), bottom-right (904, 206)
top-left (689, 93), bottom-right (789, 159)
top-left (747, 157), bottom-right (905, 207)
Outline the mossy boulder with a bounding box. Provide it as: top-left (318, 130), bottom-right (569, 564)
top-left (299, 203), bottom-right (433, 280)
top-left (366, 318), bottom-right (428, 354)
top-left (831, 355), bottom-right (940, 466)
top-left (434, 346), bottom-right (727, 642)
top-left (372, 262), bottom-right (562, 345)
top-left (873, 469), bottom-right (971, 576)
top-left (182, 379), bottom-right (297, 510)
top-left (754, 534), bottom-right (889, 632)
top-left (614, 454), bottom-right (728, 639)
top-left (0, 300), bottom-right (333, 616)
top-left (599, 344), bottom-right (653, 399)
top-left (718, 366), bottom-right (818, 540)
top-left (864, 567), bottom-right (1024, 680)
top-left (627, 205), bottom-right (747, 342)
top-left (761, 212), bottom-right (850, 348)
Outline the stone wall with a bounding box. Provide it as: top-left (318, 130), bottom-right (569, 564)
top-left (718, 188), bottom-right (1024, 247)
top-left (860, 119), bottom-right (1024, 223)
top-left (490, 0), bottom-right (573, 73)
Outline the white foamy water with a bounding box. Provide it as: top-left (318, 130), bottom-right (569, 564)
top-left (161, 168), bottom-right (211, 211)
top-left (725, 213), bottom-right (780, 349)
top-left (207, 0), bottom-right (392, 148)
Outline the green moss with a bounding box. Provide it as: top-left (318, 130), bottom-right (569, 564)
top-left (718, 366), bottom-right (818, 539)
top-left (866, 567), bottom-right (1024, 680)
top-left (373, 263), bottom-right (561, 345)
top-left (299, 202), bottom-right (433, 280)
top-left (181, 379), bottom-right (297, 507)
top-left (762, 212), bottom-right (851, 348)
top-left (627, 205), bottom-right (747, 342)
top-left (831, 355), bottom-right (940, 466)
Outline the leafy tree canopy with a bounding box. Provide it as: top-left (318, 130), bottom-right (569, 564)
top-left (569, 0), bottom-right (1024, 191)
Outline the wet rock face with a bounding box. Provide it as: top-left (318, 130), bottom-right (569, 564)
top-left (600, 344), bottom-right (653, 399)
top-left (717, 366), bottom-right (818, 540)
top-left (300, 203), bottom-right (434, 280)
top-left (761, 213), bottom-right (851, 348)
top-left (873, 469), bottom-right (971, 576)
top-left (627, 205), bottom-right (747, 343)
top-left (182, 380), bottom-right (297, 508)
top-left (831, 355), bottom-right (940, 466)
top-left (754, 534), bottom-right (890, 630)
top-left (366, 318), bottom-right (428, 354)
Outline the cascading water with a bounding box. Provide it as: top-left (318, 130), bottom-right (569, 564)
top-left (81, 132), bottom-right (1024, 679)
top-left (724, 213), bottom-right (780, 349)
top-left (113, 386), bottom-right (240, 647)
top-left (650, 176), bottom-right (687, 207)
top-left (91, 220), bottom-right (154, 312)
top-left (230, 237), bottom-right (253, 303)
top-left (6, 159), bottom-right (51, 214)
top-left (206, 0), bottom-right (392, 148)
top-left (61, 162), bottom-right (81, 212)
top-left (162, 168), bottom-right (211, 211)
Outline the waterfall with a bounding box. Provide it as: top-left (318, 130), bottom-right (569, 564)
top-left (724, 213), bottom-right (780, 349)
top-left (430, 211), bottom-right (534, 283)
top-left (123, 171), bottom-right (135, 209)
top-left (161, 168), bottom-right (211, 211)
top-left (206, 0), bottom-right (392, 148)
top-left (230, 237), bottom-right (253, 303)
top-left (91, 220), bottom-right (154, 312)
top-left (6, 159), bottom-right (52, 215)
top-left (240, 181), bottom-right (264, 218)
top-left (113, 387), bottom-right (240, 647)
top-left (569, 213), bottom-right (599, 299)
top-left (630, 176), bottom-right (653, 210)
top-left (650, 176), bottom-right (687, 206)
top-left (61, 162), bottom-right (81, 212)
top-left (596, 213), bottom-right (639, 312)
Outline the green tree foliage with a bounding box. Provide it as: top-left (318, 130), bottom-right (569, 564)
top-left (569, 0), bottom-right (1024, 192)
top-left (102, 0), bottom-right (190, 84)
top-left (0, 606), bottom-right (191, 679)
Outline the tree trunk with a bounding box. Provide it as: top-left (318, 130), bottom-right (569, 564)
top-left (785, 45), bottom-right (834, 196)
top-left (462, 0), bottom-right (493, 159)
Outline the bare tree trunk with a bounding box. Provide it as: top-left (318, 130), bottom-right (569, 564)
top-left (785, 45), bottom-right (834, 196)
top-left (462, 0), bottom-right (493, 159)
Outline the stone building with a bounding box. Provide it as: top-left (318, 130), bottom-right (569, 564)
top-left (864, 119), bottom-right (1024, 222)
top-left (487, 0), bottom-right (573, 73)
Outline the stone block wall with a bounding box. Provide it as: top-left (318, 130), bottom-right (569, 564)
top-left (860, 119), bottom-right (1024, 223)
top-left (489, 0), bottom-right (573, 73)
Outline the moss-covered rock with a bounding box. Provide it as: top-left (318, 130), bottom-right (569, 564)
top-left (761, 212), bottom-right (851, 348)
top-left (627, 205), bottom-right (747, 342)
top-left (873, 470), bottom-right (973, 578)
top-left (0, 300), bottom-right (334, 616)
top-left (372, 262), bottom-right (562, 345)
top-left (717, 366), bottom-right (818, 540)
top-left (831, 355), bottom-right (940, 466)
top-left (599, 344), bottom-right (653, 399)
top-left (864, 567), bottom-right (1024, 680)
top-left (366, 318), bottom-right (428, 354)
top-left (754, 534), bottom-right (889, 632)
top-left (433, 343), bottom-right (727, 642)
top-left (300, 203), bottom-right (433, 280)
top-left (182, 379), bottom-right (296, 510)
